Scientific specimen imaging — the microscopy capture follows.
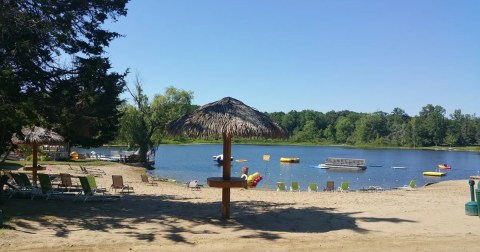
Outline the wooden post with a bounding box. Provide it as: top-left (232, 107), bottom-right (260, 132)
top-left (222, 135), bottom-right (231, 179)
top-left (32, 144), bottom-right (38, 185)
top-left (221, 135), bottom-right (232, 219)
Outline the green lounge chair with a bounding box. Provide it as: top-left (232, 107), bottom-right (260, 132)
top-left (33, 173), bottom-right (65, 200)
top-left (78, 175), bottom-right (115, 202)
top-left (276, 182), bottom-right (287, 191)
top-left (398, 179), bottom-right (416, 190)
top-left (8, 173), bottom-right (38, 199)
top-left (308, 183), bottom-right (318, 192)
top-left (338, 181), bottom-right (349, 192)
top-left (290, 181), bottom-right (300, 192)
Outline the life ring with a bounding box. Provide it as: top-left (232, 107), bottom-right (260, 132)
top-left (241, 174), bottom-right (248, 180)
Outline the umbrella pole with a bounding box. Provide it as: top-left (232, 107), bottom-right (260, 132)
top-left (32, 144), bottom-right (38, 185)
top-left (221, 135), bottom-right (232, 219)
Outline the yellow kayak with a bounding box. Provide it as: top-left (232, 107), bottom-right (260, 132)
top-left (423, 171), bottom-right (446, 177)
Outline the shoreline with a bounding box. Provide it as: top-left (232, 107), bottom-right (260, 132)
top-left (100, 142), bottom-right (480, 153)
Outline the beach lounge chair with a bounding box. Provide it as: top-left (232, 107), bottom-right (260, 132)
top-left (79, 175), bottom-right (118, 202)
top-left (141, 174), bottom-right (158, 186)
top-left (324, 181), bottom-right (335, 192)
top-left (80, 166), bottom-right (105, 177)
top-left (398, 179), bottom-right (416, 190)
top-left (8, 172), bottom-right (38, 198)
top-left (1, 173), bottom-right (14, 190)
top-left (33, 173), bottom-right (65, 200)
top-left (338, 181), bottom-right (349, 192)
top-left (276, 182), bottom-right (287, 191)
top-left (290, 181), bottom-right (300, 192)
top-left (111, 175), bottom-right (134, 193)
top-left (308, 182), bottom-right (318, 192)
top-left (58, 173), bottom-right (82, 192)
top-left (185, 180), bottom-right (201, 190)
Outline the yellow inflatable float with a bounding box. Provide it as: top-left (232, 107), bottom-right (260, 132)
top-left (280, 157), bottom-right (300, 163)
top-left (423, 171), bottom-right (446, 177)
top-left (247, 172), bottom-right (263, 188)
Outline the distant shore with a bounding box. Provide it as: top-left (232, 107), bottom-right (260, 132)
top-left (106, 141), bottom-right (480, 153)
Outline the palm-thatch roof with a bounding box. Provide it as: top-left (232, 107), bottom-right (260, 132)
top-left (12, 126), bottom-right (64, 145)
top-left (167, 97), bottom-right (287, 138)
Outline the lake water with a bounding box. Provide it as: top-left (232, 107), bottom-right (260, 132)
top-left (74, 144), bottom-right (480, 191)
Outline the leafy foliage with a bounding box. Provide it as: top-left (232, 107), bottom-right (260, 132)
top-left (117, 77), bottom-right (193, 164)
top-left (265, 105), bottom-right (479, 147)
top-left (0, 0), bottom-right (129, 158)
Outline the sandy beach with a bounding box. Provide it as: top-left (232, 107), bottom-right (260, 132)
top-left (1, 163), bottom-right (479, 251)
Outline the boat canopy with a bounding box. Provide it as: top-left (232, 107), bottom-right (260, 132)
top-left (325, 157), bottom-right (366, 167)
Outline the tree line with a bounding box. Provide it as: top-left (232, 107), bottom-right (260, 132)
top-left (266, 105), bottom-right (480, 147)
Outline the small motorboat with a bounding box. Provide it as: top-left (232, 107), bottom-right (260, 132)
top-left (310, 164), bottom-right (329, 169)
top-left (280, 157), bottom-right (300, 163)
top-left (438, 164), bottom-right (452, 170)
top-left (213, 154), bottom-right (233, 165)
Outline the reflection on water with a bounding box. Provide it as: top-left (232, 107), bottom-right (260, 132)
top-left (74, 144), bottom-right (480, 190)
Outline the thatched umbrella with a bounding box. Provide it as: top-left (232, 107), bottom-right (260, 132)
top-left (167, 97), bottom-right (287, 218)
top-left (11, 126), bottom-right (64, 184)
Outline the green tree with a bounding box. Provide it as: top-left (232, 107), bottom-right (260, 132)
top-left (295, 120), bottom-right (320, 142)
top-left (282, 111), bottom-right (301, 136)
top-left (446, 109), bottom-right (477, 146)
top-left (408, 117), bottom-right (423, 147)
top-left (418, 104), bottom-right (447, 146)
top-left (0, 0), bottom-right (129, 158)
top-left (49, 57), bottom-right (127, 148)
top-left (474, 118), bottom-right (480, 145)
top-left (335, 116), bottom-right (355, 144)
top-left (118, 77), bottom-right (193, 164)
top-left (386, 108), bottom-right (410, 146)
top-left (355, 112), bottom-right (389, 144)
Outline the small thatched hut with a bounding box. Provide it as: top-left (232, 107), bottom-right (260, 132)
top-left (167, 97), bottom-right (286, 218)
top-left (11, 126), bottom-right (64, 184)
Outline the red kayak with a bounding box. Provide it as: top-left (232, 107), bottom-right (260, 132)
top-left (438, 164), bottom-right (451, 170)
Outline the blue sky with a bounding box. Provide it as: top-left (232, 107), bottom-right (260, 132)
top-left (105, 0), bottom-right (479, 117)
